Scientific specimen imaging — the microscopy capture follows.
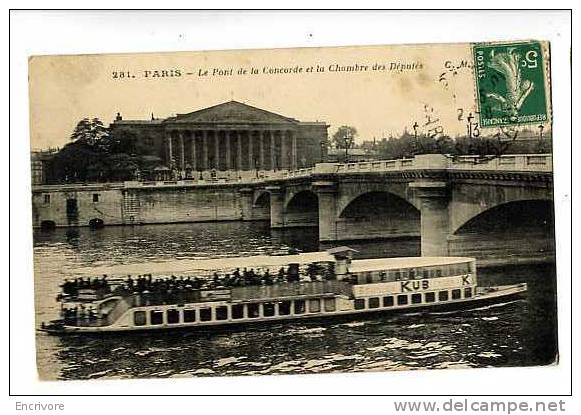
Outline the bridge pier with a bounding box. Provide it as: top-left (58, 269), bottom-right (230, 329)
top-left (411, 181), bottom-right (450, 257)
top-left (313, 181), bottom-right (337, 241)
top-left (266, 186), bottom-right (285, 228)
top-left (239, 188), bottom-right (254, 221)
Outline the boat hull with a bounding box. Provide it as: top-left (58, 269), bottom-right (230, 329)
top-left (39, 284), bottom-right (526, 336)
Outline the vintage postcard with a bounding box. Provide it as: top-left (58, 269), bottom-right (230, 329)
top-left (29, 41), bottom-right (556, 381)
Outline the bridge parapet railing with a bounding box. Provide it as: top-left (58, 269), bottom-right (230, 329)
top-left (32, 182), bottom-right (127, 192)
top-left (330, 156), bottom-right (438, 174)
top-left (448, 154), bottom-right (552, 172)
top-left (32, 154), bottom-right (553, 193)
top-left (123, 170), bottom-right (289, 188)
top-left (306, 154), bottom-right (551, 175)
top-left (279, 168), bottom-right (314, 179)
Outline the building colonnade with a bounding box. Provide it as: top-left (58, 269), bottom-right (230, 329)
top-left (165, 128), bottom-right (299, 172)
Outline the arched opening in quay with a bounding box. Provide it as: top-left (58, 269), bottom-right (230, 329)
top-left (89, 218), bottom-right (105, 229)
top-left (40, 220), bottom-right (56, 231)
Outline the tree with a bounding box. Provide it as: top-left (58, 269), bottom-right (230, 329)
top-left (51, 117), bottom-right (169, 183)
top-left (332, 126), bottom-right (357, 149)
top-left (100, 128), bottom-right (141, 155)
top-left (53, 117), bottom-right (112, 182)
top-left (50, 140), bottom-right (103, 182)
top-left (70, 118), bottom-right (109, 145)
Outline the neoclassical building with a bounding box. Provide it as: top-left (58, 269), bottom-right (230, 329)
top-left (110, 101), bottom-right (329, 173)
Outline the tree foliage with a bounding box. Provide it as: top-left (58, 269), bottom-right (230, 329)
top-left (48, 118), bottom-right (162, 183)
top-left (331, 126), bottom-right (358, 149)
top-left (362, 132), bottom-right (550, 161)
top-left (70, 118), bottom-right (109, 145)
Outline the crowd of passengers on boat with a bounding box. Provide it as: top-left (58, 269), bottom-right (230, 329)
top-left (58, 258), bottom-right (476, 322)
top-left (60, 264), bottom-right (334, 299)
top-left (59, 266), bottom-right (333, 325)
top-left (60, 260), bottom-right (474, 302)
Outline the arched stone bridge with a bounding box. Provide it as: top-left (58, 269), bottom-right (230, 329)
top-left (244, 154), bottom-right (553, 257)
top-left (32, 154), bottom-right (553, 261)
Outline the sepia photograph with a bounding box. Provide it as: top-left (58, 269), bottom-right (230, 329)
top-left (27, 39), bottom-right (557, 382)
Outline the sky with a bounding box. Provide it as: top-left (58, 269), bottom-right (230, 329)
top-left (29, 42), bottom-right (519, 150)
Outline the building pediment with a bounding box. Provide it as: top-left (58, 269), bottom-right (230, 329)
top-left (168, 101), bottom-right (299, 125)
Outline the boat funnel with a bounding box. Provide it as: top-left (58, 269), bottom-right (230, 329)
top-left (326, 246), bottom-right (358, 276)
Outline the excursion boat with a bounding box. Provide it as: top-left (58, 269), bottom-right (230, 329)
top-left (39, 248), bottom-right (526, 334)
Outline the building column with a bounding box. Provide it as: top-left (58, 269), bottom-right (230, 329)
top-left (266, 186), bottom-right (284, 228)
top-left (410, 181), bottom-right (450, 256)
top-left (259, 130), bottom-right (265, 170)
top-left (178, 131), bottom-right (185, 171)
top-left (166, 134), bottom-right (174, 168)
top-left (225, 130), bottom-right (232, 170)
top-left (313, 181), bottom-right (338, 241)
top-left (270, 130), bottom-right (276, 170)
top-left (248, 131), bottom-right (254, 171)
top-left (214, 130), bottom-right (220, 170)
top-left (280, 131), bottom-right (288, 169)
top-left (237, 130), bottom-right (243, 171)
top-left (190, 131), bottom-right (197, 172)
top-left (291, 130), bottom-right (297, 170)
top-left (202, 130), bottom-right (208, 170)
top-left (258, 303), bottom-right (264, 318)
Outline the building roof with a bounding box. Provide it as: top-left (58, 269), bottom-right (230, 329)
top-left (112, 120), bottom-right (165, 126)
top-left (169, 100), bottom-right (300, 125)
top-left (111, 101), bottom-right (328, 127)
top-left (349, 257), bottom-right (475, 273)
top-left (326, 246), bottom-right (359, 255)
top-left (72, 251), bottom-right (337, 277)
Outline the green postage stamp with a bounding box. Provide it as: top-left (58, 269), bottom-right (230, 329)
top-left (473, 41), bottom-right (549, 128)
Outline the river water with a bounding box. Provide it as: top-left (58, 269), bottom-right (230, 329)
top-left (33, 222), bottom-right (558, 380)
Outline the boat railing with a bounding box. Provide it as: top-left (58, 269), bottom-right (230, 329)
top-left (62, 284), bottom-right (200, 305)
top-left (63, 279), bottom-right (347, 307)
top-left (230, 280), bottom-right (352, 301)
top-left (63, 280), bottom-right (355, 327)
top-left (128, 289), bottom-right (209, 307)
top-left (116, 282), bottom-right (351, 307)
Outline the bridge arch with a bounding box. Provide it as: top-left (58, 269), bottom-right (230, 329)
top-left (337, 190), bottom-right (420, 240)
top-left (453, 199), bottom-right (553, 236)
top-left (253, 191), bottom-right (271, 208)
top-left (284, 189), bottom-right (318, 211)
top-left (283, 189), bottom-right (319, 227)
top-left (336, 182), bottom-right (419, 215)
top-left (449, 184), bottom-right (553, 235)
top-left (449, 199), bottom-right (554, 261)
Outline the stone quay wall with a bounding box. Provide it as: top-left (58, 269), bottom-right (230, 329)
top-left (32, 181), bottom-right (269, 229)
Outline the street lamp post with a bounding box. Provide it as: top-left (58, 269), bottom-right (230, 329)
top-left (344, 131), bottom-right (354, 163)
top-left (412, 122), bottom-right (419, 155)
